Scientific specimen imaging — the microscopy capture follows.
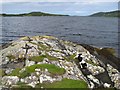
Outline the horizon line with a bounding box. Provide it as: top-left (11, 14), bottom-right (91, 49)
top-left (0, 9), bottom-right (119, 16)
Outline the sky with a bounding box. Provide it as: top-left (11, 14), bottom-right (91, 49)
top-left (0, 0), bottom-right (119, 16)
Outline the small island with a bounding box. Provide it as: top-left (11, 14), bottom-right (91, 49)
top-left (0, 12), bottom-right (69, 16)
top-left (90, 10), bottom-right (120, 17)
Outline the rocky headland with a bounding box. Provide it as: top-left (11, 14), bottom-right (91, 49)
top-left (0, 36), bottom-right (120, 89)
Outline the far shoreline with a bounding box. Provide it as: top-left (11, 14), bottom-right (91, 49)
top-left (1, 10), bottom-right (120, 17)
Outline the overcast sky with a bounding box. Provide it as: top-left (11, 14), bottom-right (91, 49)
top-left (0, 0), bottom-right (119, 16)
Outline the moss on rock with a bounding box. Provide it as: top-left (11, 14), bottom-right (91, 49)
top-left (0, 69), bottom-right (6, 76)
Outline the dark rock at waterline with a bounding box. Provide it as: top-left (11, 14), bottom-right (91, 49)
top-left (80, 44), bottom-right (120, 72)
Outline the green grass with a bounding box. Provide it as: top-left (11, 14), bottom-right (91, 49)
top-left (64, 54), bottom-right (77, 61)
top-left (12, 84), bottom-right (32, 89)
top-left (29, 54), bottom-right (59, 62)
top-left (8, 68), bottom-right (21, 76)
top-left (29, 55), bottom-right (46, 62)
top-left (36, 78), bottom-right (88, 88)
top-left (24, 64), bottom-right (65, 76)
top-left (45, 54), bottom-right (59, 61)
top-left (9, 64), bottom-right (65, 78)
top-left (17, 82), bottom-right (27, 85)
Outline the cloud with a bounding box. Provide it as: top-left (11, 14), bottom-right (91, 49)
top-left (73, 2), bottom-right (101, 6)
top-left (0, 0), bottom-right (119, 3)
top-left (75, 11), bottom-right (87, 14)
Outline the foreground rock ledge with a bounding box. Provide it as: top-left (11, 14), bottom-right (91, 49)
top-left (0, 36), bottom-right (120, 89)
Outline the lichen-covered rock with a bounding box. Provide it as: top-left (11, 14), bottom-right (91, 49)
top-left (107, 64), bottom-right (120, 89)
top-left (1, 36), bottom-right (120, 89)
top-left (87, 63), bottom-right (105, 75)
top-left (2, 76), bottom-right (19, 86)
top-left (25, 60), bottom-right (35, 67)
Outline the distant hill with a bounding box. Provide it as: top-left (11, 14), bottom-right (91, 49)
top-left (0, 12), bottom-right (69, 16)
top-left (90, 10), bottom-right (120, 17)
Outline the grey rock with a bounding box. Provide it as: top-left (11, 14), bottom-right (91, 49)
top-left (2, 76), bottom-right (19, 86)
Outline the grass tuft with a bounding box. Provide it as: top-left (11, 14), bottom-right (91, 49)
top-left (8, 68), bottom-right (21, 76)
top-left (29, 54), bottom-right (59, 62)
top-left (9, 64), bottom-right (65, 78)
top-left (36, 78), bottom-right (88, 88)
top-left (29, 55), bottom-right (46, 62)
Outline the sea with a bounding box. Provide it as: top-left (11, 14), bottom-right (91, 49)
top-left (1, 16), bottom-right (119, 56)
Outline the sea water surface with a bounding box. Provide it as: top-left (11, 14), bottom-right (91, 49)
top-left (1, 16), bottom-right (119, 55)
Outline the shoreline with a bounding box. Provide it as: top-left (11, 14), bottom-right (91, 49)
top-left (0, 36), bottom-right (119, 58)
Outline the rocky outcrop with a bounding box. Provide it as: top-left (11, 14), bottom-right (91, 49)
top-left (0, 36), bottom-right (120, 89)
